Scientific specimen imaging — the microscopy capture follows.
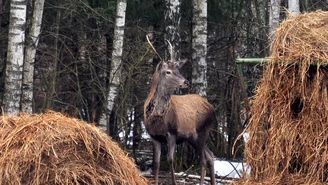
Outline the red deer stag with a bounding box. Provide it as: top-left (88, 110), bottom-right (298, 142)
top-left (143, 59), bottom-right (216, 185)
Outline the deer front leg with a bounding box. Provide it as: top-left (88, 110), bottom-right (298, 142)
top-left (152, 139), bottom-right (161, 185)
top-left (167, 133), bottom-right (177, 185)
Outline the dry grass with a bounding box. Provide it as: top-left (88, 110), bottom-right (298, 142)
top-left (271, 10), bottom-right (328, 65)
top-left (0, 111), bottom-right (148, 185)
top-left (233, 10), bottom-right (328, 185)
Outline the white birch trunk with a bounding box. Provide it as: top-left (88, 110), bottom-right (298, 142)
top-left (269, 0), bottom-right (281, 41)
top-left (98, 0), bottom-right (127, 131)
top-left (288, 0), bottom-right (300, 15)
top-left (3, 0), bottom-right (27, 115)
top-left (21, 0), bottom-right (45, 114)
top-left (164, 0), bottom-right (181, 61)
top-left (192, 0), bottom-right (207, 96)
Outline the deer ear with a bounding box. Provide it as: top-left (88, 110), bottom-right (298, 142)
top-left (176, 59), bottom-right (187, 69)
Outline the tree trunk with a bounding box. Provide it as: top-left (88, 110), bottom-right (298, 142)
top-left (3, 0), bottom-right (27, 115)
top-left (288, 0), bottom-right (300, 15)
top-left (93, 32), bottom-right (107, 124)
top-left (191, 0), bottom-right (207, 96)
top-left (99, 0), bottom-right (127, 133)
top-left (76, 24), bottom-right (88, 120)
top-left (269, 0), bottom-right (281, 41)
top-left (164, 0), bottom-right (181, 61)
top-left (46, 8), bottom-right (61, 110)
top-left (251, 0), bottom-right (269, 57)
top-left (226, 76), bottom-right (244, 159)
top-left (21, 0), bottom-right (45, 114)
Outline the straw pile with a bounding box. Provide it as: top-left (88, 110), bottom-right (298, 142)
top-left (232, 10), bottom-right (328, 185)
top-left (0, 111), bottom-right (147, 185)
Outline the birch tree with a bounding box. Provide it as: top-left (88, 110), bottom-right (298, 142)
top-left (21, 0), bottom-right (45, 114)
top-left (288, 0), bottom-right (300, 15)
top-left (164, 0), bottom-right (181, 61)
top-left (3, 0), bottom-right (27, 115)
top-left (192, 0), bottom-right (207, 96)
top-left (269, 0), bottom-right (281, 41)
top-left (98, 0), bottom-right (127, 131)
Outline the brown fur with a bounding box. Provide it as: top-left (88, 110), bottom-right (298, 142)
top-left (143, 61), bottom-right (216, 185)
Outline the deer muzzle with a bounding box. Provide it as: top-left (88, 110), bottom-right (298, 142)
top-left (180, 80), bottom-right (190, 88)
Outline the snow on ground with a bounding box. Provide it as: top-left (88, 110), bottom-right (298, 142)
top-left (182, 159), bottom-right (250, 185)
top-left (214, 159), bottom-right (250, 179)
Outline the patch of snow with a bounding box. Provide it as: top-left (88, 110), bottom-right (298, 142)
top-left (141, 121), bottom-right (151, 139)
top-left (214, 159), bottom-right (250, 179)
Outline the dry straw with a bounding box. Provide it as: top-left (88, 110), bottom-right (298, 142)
top-left (0, 111), bottom-right (148, 185)
top-left (232, 10), bottom-right (328, 185)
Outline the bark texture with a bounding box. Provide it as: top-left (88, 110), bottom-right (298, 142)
top-left (164, 0), bottom-right (181, 61)
top-left (3, 0), bottom-right (27, 115)
top-left (269, 0), bottom-right (281, 40)
top-left (288, 0), bottom-right (300, 15)
top-left (99, 0), bottom-right (127, 131)
top-left (21, 0), bottom-right (45, 113)
top-left (192, 0), bottom-right (207, 96)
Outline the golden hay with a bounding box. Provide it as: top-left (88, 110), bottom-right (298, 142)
top-left (233, 10), bottom-right (328, 185)
top-left (271, 10), bottom-right (328, 64)
top-left (0, 111), bottom-right (148, 185)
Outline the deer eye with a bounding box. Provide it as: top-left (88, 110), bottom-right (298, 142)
top-left (166, 70), bottom-right (172, 75)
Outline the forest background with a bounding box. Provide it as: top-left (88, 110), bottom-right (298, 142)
top-left (0, 0), bottom-right (326, 172)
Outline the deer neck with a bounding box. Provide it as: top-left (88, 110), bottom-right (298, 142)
top-left (145, 84), bottom-right (172, 119)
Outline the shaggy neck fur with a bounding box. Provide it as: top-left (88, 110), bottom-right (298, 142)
top-left (145, 73), bottom-right (172, 119)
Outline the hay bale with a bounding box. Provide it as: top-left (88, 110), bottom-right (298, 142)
top-left (233, 10), bottom-right (328, 185)
top-left (271, 10), bottom-right (328, 64)
top-left (0, 111), bottom-right (148, 185)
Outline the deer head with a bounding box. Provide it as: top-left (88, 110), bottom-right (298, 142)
top-left (155, 59), bottom-right (189, 93)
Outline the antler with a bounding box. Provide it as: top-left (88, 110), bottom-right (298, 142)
top-left (166, 39), bottom-right (174, 63)
top-left (146, 35), bottom-right (163, 61)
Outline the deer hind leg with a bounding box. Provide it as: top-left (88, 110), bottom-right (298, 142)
top-left (205, 146), bottom-right (216, 185)
top-left (190, 141), bottom-right (215, 185)
top-left (167, 133), bottom-right (177, 185)
top-left (189, 140), bottom-right (207, 185)
top-left (152, 139), bottom-right (161, 185)
top-left (199, 146), bottom-right (206, 185)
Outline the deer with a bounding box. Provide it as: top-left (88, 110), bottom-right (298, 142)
top-left (143, 58), bottom-right (216, 185)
